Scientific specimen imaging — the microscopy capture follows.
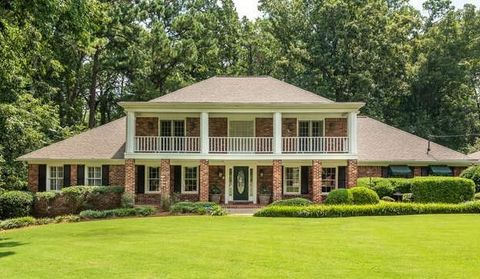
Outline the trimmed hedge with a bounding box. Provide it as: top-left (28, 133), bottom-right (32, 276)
top-left (324, 189), bottom-right (353, 205)
top-left (357, 177), bottom-right (413, 195)
top-left (170, 201), bottom-right (226, 216)
top-left (350, 187), bottom-right (379, 205)
top-left (411, 177), bottom-right (475, 203)
top-left (0, 215), bottom-right (80, 230)
top-left (270, 198), bottom-right (313, 206)
top-left (79, 206), bottom-right (156, 219)
top-left (0, 191), bottom-right (34, 220)
top-left (254, 201), bottom-right (480, 218)
top-left (460, 166), bottom-right (480, 190)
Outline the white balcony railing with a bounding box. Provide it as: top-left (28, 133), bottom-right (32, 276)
top-left (135, 136), bottom-right (200, 153)
top-left (209, 137), bottom-right (273, 153)
top-left (282, 137), bottom-right (349, 153)
top-left (134, 136), bottom-right (349, 154)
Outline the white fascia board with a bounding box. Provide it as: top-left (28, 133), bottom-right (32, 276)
top-left (357, 160), bottom-right (476, 167)
top-left (124, 152), bottom-right (358, 161)
top-left (22, 159), bottom-right (126, 165)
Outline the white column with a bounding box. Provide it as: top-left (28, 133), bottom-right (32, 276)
top-left (348, 112), bottom-right (358, 154)
top-left (126, 111), bottom-right (136, 153)
top-left (273, 112), bottom-right (282, 154)
top-left (200, 112), bottom-right (209, 154)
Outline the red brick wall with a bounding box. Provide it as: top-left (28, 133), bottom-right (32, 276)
top-left (282, 118), bottom-right (297, 137)
top-left (347, 160), bottom-right (358, 188)
top-left (186, 117), bottom-right (200, 137)
top-left (125, 159), bottom-right (135, 194)
top-left (209, 118), bottom-right (227, 137)
top-left (325, 118), bottom-right (347, 137)
top-left (136, 194), bottom-right (161, 205)
top-left (272, 160), bottom-right (282, 201)
top-left (109, 165), bottom-right (125, 186)
top-left (28, 164), bottom-right (39, 192)
top-left (209, 165), bottom-right (225, 203)
top-left (160, 159), bottom-right (171, 200)
top-left (136, 117), bottom-right (158, 136)
top-left (257, 166), bottom-right (273, 200)
top-left (312, 160), bottom-right (322, 202)
top-left (70, 164), bottom-right (77, 186)
top-left (199, 159), bottom-right (209, 201)
top-left (453, 167), bottom-right (466, 176)
top-left (256, 118), bottom-right (273, 137)
top-left (358, 166), bottom-right (383, 177)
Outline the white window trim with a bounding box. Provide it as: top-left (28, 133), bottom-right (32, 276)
top-left (158, 119), bottom-right (186, 137)
top-left (47, 165), bottom-right (64, 192)
top-left (283, 166), bottom-right (301, 195)
top-left (145, 166), bottom-right (161, 193)
top-left (182, 165), bottom-right (199, 194)
top-left (322, 166), bottom-right (338, 194)
top-left (85, 165), bottom-right (102, 186)
top-left (297, 119), bottom-right (325, 137)
top-left (227, 118), bottom-right (255, 137)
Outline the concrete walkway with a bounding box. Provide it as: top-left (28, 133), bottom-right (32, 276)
top-left (226, 207), bottom-right (261, 215)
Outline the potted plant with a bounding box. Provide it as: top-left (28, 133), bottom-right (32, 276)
top-left (258, 185), bottom-right (271, 205)
top-left (209, 185), bottom-right (222, 204)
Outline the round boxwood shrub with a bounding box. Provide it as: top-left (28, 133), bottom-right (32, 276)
top-left (370, 180), bottom-right (394, 198)
top-left (324, 189), bottom-right (353, 205)
top-left (350, 187), bottom-right (380, 205)
top-left (460, 166), bottom-right (480, 190)
top-left (270, 197), bottom-right (312, 206)
top-left (0, 191), bottom-right (34, 220)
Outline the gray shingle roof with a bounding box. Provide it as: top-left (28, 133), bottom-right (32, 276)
top-left (18, 115), bottom-right (472, 164)
top-left (357, 116), bottom-right (472, 162)
top-left (469, 151), bottom-right (480, 160)
top-left (150, 77), bottom-right (334, 104)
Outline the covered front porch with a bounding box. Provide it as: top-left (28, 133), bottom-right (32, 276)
top-left (126, 159), bottom-right (358, 205)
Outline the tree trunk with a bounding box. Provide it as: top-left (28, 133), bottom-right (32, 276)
top-left (88, 49), bottom-right (101, 128)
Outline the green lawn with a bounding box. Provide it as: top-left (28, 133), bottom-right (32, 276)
top-left (1, 215), bottom-right (480, 278)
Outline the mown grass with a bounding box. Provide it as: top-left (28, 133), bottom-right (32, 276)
top-left (1, 215), bottom-right (480, 278)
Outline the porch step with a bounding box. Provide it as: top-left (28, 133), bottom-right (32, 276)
top-left (223, 203), bottom-right (264, 208)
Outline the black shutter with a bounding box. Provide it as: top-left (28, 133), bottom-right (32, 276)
top-left (338, 166), bottom-right (346, 188)
top-left (281, 166), bottom-right (284, 195)
top-left (63, 165), bottom-right (71, 187)
top-left (421, 167), bottom-right (429, 176)
top-left (173, 165), bottom-right (182, 193)
top-left (77, 165), bottom-right (85, 185)
top-left (136, 165), bottom-right (145, 194)
top-left (38, 164), bottom-right (47, 192)
top-left (102, 165), bottom-right (110, 186)
top-left (301, 166), bottom-right (310, 194)
top-left (381, 167), bottom-right (389, 178)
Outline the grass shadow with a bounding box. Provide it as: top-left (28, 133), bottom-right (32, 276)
top-left (0, 238), bottom-right (26, 259)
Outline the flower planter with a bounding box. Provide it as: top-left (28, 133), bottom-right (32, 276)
top-left (259, 194), bottom-right (271, 205)
top-left (210, 194), bottom-right (221, 204)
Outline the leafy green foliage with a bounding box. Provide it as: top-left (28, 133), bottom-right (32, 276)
top-left (411, 177), bottom-right (475, 203)
top-left (350, 187), bottom-right (380, 205)
top-left (460, 166), bottom-right (480, 188)
top-left (324, 189), bottom-right (353, 205)
top-left (79, 206), bottom-right (155, 219)
top-left (0, 216), bottom-right (36, 230)
top-left (0, 191), bottom-right (33, 220)
top-left (121, 192), bottom-right (135, 208)
top-left (254, 201), bottom-right (480, 218)
top-left (270, 198), bottom-right (313, 206)
top-left (357, 177), bottom-right (413, 194)
top-left (170, 201), bottom-right (226, 216)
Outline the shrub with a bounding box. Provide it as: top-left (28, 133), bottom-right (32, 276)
top-left (54, 215), bottom-right (80, 223)
top-left (0, 216), bottom-right (36, 230)
top-left (381, 196), bottom-right (395, 202)
top-left (357, 177), bottom-right (412, 194)
top-left (170, 201), bottom-right (226, 216)
top-left (411, 177), bottom-right (475, 203)
top-left (270, 198), bottom-right (313, 206)
top-left (160, 196), bottom-right (171, 211)
top-left (0, 191), bottom-right (34, 220)
top-left (350, 187), bottom-right (379, 205)
top-left (324, 189), bottom-right (353, 205)
top-left (475, 193), bottom-right (480, 200)
top-left (35, 218), bottom-right (55, 225)
top-left (35, 191), bottom-right (59, 201)
top-left (121, 192), bottom-right (135, 208)
top-left (370, 180), bottom-right (394, 198)
top-left (79, 206), bottom-right (155, 219)
top-left (460, 166), bottom-right (480, 190)
top-left (254, 201), bottom-right (480, 218)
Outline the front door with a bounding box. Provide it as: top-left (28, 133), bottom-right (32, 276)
top-left (233, 166), bottom-right (249, 201)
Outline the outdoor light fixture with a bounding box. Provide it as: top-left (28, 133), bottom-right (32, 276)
top-left (259, 170), bottom-right (264, 177)
top-left (218, 169), bottom-right (224, 178)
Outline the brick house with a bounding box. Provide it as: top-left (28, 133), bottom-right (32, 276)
top-left (19, 77), bottom-right (475, 204)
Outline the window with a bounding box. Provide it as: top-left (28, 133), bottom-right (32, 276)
top-left (284, 167), bottom-right (301, 194)
top-left (322, 168), bottom-right (337, 193)
top-left (298, 120), bottom-right (323, 137)
top-left (183, 166), bottom-right (198, 193)
top-left (49, 166), bottom-right (64, 191)
top-left (229, 120), bottom-right (254, 137)
top-left (147, 167), bottom-right (160, 192)
top-left (86, 166), bottom-right (102, 186)
top-left (160, 120), bottom-right (185, 137)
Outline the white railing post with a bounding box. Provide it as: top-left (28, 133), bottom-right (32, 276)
top-left (273, 112), bottom-right (282, 154)
top-left (200, 112), bottom-right (209, 154)
top-left (126, 111), bottom-right (136, 153)
top-left (348, 112), bottom-right (358, 154)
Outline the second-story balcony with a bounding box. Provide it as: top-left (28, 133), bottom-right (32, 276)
top-left (134, 136), bottom-right (349, 154)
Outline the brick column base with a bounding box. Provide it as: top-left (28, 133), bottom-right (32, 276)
top-left (347, 159), bottom-right (358, 188)
top-left (125, 159), bottom-right (135, 194)
top-left (70, 164), bottom-right (78, 186)
top-left (160, 159), bottom-right (171, 200)
top-left (312, 160), bottom-right (322, 203)
top-left (28, 164), bottom-right (39, 193)
top-left (199, 159), bottom-right (209, 202)
top-left (272, 160), bottom-right (282, 201)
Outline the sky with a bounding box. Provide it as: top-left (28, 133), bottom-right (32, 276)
top-left (232, 0), bottom-right (479, 20)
